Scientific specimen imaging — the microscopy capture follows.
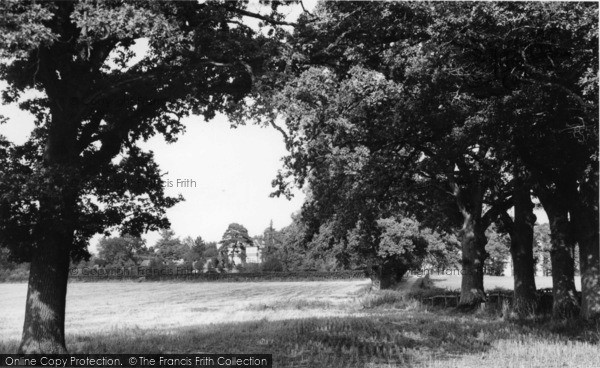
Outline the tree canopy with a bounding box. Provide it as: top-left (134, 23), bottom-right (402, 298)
top-left (0, 0), bottom-right (296, 353)
top-left (250, 1), bottom-right (598, 315)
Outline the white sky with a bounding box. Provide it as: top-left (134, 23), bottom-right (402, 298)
top-left (138, 115), bottom-right (306, 245)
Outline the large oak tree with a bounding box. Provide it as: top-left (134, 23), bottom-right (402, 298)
top-left (0, 0), bottom-right (292, 353)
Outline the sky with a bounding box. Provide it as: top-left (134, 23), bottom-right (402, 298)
top-left (137, 115), bottom-right (306, 245)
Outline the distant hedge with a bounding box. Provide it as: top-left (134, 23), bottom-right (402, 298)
top-left (64, 269), bottom-right (368, 283)
top-left (0, 265), bottom-right (30, 282)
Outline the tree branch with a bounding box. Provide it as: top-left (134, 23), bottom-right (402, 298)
top-left (269, 119), bottom-right (290, 144)
top-left (225, 7), bottom-right (297, 27)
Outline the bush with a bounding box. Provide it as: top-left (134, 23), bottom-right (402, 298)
top-left (0, 263), bottom-right (29, 282)
top-left (240, 263), bottom-right (261, 273)
top-left (261, 257), bottom-right (284, 272)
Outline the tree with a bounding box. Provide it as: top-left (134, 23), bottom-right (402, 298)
top-left (255, 221), bottom-right (285, 271)
top-left (497, 183), bottom-right (539, 316)
top-left (534, 223), bottom-right (552, 276)
top-left (430, 2), bottom-right (598, 318)
top-left (219, 223), bottom-right (253, 268)
top-left (268, 59), bottom-right (508, 300)
top-left (484, 226), bottom-right (510, 277)
top-left (421, 231), bottom-right (461, 271)
top-left (370, 217), bottom-right (429, 289)
top-left (255, 2), bottom-right (597, 315)
top-left (258, 221), bottom-right (280, 261)
top-left (203, 242), bottom-right (219, 260)
top-left (96, 235), bottom-right (145, 267)
top-left (277, 213), bottom-right (310, 271)
top-left (244, 2), bottom-right (519, 303)
top-left (204, 241), bottom-right (220, 272)
top-left (154, 229), bottom-right (187, 264)
top-left (0, 0), bottom-right (293, 353)
top-left (182, 236), bottom-right (208, 268)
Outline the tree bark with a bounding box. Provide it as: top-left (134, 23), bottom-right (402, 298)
top-left (577, 219), bottom-right (600, 320)
top-left (369, 261), bottom-right (407, 290)
top-left (539, 190), bottom-right (580, 319)
top-left (19, 106), bottom-right (79, 353)
top-left (458, 216), bottom-right (488, 307)
top-left (18, 226), bottom-right (71, 353)
top-left (451, 180), bottom-right (488, 308)
top-left (571, 179), bottom-right (600, 320)
top-left (509, 179), bottom-right (538, 317)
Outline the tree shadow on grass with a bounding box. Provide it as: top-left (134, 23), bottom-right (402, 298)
top-left (1, 311), bottom-right (579, 368)
top-left (2, 310), bottom-right (598, 367)
top-left (73, 316), bottom-right (498, 367)
top-left (409, 276), bottom-right (600, 345)
top-left (2, 285), bottom-right (598, 367)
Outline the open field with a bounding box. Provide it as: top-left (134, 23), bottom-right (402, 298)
top-left (1, 277), bottom-right (598, 368)
top-left (0, 280), bottom-right (369, 339)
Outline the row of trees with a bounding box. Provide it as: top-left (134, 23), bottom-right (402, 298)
top-left (0, 0), bottom-right (596, 354)
top-left (90, 224), bottom-right (253, 273)
top-left (258, 212), bottom-right (564, 277)
top-left (238, 2), bottom-right (598, 319)
top-left (2, 218), bottom-right (558, 279)
top-left (91, 232), bottom-right (218, 270)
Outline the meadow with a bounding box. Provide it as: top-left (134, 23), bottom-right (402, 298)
top-left (0, 276), bottom-right (597, 368)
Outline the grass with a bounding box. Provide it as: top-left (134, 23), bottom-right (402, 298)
top-left (0, 277), bottom-right (597, 367)
top-left (425, 275), bottom-right (581, 292)
top-left (245, 299), bottom-right (337, 311)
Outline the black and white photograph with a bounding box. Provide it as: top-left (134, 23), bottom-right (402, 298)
top-left (0, 1), bottom-right (598, 367)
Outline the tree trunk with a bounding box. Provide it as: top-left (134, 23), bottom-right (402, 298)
top-left (571, 182), bottom-right (600, 320)
top-left (18, 230), bottom-right (71, 353)
top-left (510, 180), bottom-right (538, 317)
top-left (577, 222), bottom-right (600, 320)
top-left (549, 216), bottom-right (579, 319)
top-left (459, 216), bottom-right (487, 307)
top-left (369, 262), bottom-right (406, 290)
top-left (539, 191), bottom-right (580, 319)
top-left (19, 109), bottom-right (79, 353)
top-left (451, 181), bottom-right (488, 308)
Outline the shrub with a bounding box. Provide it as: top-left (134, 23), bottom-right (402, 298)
top-left (261, 257), bottom-right (284, 272)
top-left (360, 290), bottom-right (405, 309)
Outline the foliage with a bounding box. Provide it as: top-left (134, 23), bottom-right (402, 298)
top-left (421, 231), bottom-right (461, 270)
top-left (0, 248), bottom-right (29, 282)
top-left (534, 223), bottom-right (552, 275)
top-left (0, 0), bottom-right (293, 262)
top-left (96, 235), bottom-right (146, 268)
top-left (219, 223), bottom-right (253, 269)
top-left (181, 236), bottom-right (208, 268)
top-left (153, 230), bottom-right (188, 264)
top-left (485, 226), bottom-right (511, 276)
top-left (376, 217), bottom-right (429, 268)
top-left (245, 2), bottom-right (518, 287)
top-left (202, 242), bottom-right (219, 261)
top-left (254, 222), bottom-right (285, 272)
top-left (238, 2), bottom-right (597, 307)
